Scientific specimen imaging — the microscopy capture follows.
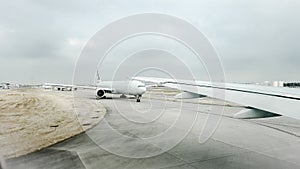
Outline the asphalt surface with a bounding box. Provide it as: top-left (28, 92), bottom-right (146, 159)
top-left (5, 91), bottom-right (300, 169)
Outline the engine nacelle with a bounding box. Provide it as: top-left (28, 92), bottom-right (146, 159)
top-left (96, 89), bottom-right (105, 98)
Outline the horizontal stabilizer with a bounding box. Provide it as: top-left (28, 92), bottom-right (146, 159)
top-left (234, 108), bottom-right (281, 119)
top-left (175, 91), bottom-right (206, 99)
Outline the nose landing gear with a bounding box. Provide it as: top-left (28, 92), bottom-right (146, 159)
top-left (136, 95), bottom-right (141, 102)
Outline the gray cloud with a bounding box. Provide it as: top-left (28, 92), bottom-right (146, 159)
top-left (0, 0), bottom-right (299, 83)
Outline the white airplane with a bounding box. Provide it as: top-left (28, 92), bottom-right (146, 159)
top-left (133, 77), bottom-right (300, 120)
top-left (93, 80), bottom-right (147, 102)
top-left (44, 73), bottom-right (147, 102)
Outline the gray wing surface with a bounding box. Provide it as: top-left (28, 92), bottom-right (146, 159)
top-left (133, 77), bottom-right (300, 120)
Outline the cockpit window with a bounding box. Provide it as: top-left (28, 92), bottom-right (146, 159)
top-left (138, 85), bottom-right (145, 87)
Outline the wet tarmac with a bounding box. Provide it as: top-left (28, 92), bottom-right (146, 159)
top-left (6, 91), bottom-right (300, 169)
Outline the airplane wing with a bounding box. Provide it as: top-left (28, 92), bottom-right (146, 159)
top-left (133, 77), bottom-right (300, 120)
top-left (43, 83), bottom-right (116, 94)
top-left (43, 83), bottom-right (97, 90)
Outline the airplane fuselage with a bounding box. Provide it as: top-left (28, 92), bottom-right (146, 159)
top-left (96, 80), bottom-right (146, 102)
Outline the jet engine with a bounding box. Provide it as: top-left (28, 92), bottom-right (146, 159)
top-left (96, 89), bottom-right (105, 98)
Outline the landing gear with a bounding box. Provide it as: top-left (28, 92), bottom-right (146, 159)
top-left (120, 94), bottom-right (127, 98)
top-left (136, 95), bottom-right (141, 102)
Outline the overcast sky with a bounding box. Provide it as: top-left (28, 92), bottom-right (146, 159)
top-left (0, 0), bottom-right (299, 84)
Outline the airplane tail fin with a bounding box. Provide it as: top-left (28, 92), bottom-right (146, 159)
top-left (96, 70), bottom-right (101, 82)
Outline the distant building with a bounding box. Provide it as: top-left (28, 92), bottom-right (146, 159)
top-left (273, 81), bottom-right (284, 87)
top-left (283, 82), bottom-right (300, 88)
top-left (271, 81), bottom-right (300, 88)
top-left (251, 81), bottom-right (300, 88)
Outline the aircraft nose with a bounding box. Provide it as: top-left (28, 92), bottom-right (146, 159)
top-left (141, 87), bottom-right (147, 93)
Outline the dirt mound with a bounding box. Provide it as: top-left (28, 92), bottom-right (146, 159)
top-left (0, 89), bottom-right (106, 159)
